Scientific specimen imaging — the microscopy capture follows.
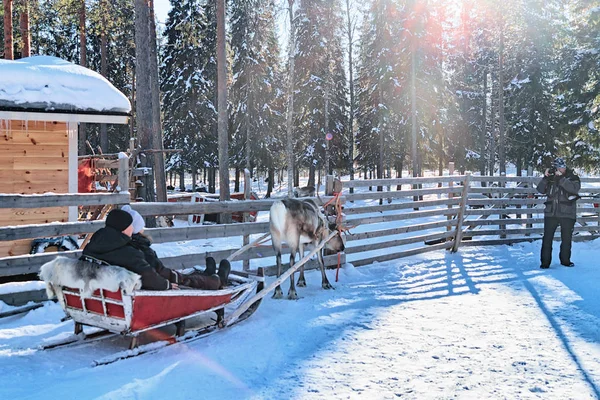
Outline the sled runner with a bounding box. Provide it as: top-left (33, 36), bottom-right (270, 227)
top-left (39, 257), bottom-right (264, 364)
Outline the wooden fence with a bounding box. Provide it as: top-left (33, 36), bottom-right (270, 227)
top-left (2, 173), bottom-right (599, 305)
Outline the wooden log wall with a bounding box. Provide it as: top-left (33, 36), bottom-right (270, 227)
top-left (0, 120), bottom-right (69, 257)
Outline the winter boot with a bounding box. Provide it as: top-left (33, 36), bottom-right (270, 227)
top-left (217, 259), bottom-right (231, 288)
top-left (204, 257), bottom-right (217, 276)
top-left (561, 262), bottom-right (575, 267)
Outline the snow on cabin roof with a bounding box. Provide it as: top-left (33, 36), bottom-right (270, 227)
top-left (0, 56), bottom-right (131, 115)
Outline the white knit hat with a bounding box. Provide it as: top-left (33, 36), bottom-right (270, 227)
top-left (121, 205), bottom-right (145, 234)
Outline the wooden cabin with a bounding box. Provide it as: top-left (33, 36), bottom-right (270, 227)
top-left (0, 56), bottom-right (130, 257)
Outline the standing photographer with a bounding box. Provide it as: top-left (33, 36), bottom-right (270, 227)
top-left (536, 157), bottom-right (581, 269)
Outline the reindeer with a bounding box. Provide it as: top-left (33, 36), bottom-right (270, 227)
top-left (269, 198), bottom-right (345, 300)
top-left (293, 185), bottom-right (316, 198)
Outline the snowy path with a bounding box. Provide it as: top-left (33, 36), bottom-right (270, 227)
top-left (1, 241), bottom-right (599, 399)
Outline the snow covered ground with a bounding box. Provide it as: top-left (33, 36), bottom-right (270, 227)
top-left (1, 239), bottom-right (599, 399)
top-left (1, 171), bottom-right (599, 399)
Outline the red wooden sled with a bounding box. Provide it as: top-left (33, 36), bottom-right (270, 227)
top-left (46, 269), bottom-right (264, 355)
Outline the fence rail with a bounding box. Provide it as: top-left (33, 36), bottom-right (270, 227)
top-left (2, 172), bottom-right (600, 306)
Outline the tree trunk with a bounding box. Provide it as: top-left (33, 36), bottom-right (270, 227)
top-left (285, 0), bottom-right (296, 197)
top-left (498, 30), bottom-right (506, 176)
top-left (179, 171), bottom-right (185, 192)
top-left (216, 0), bottom-right (230, 222)
top-left (148, 0), bottom-right (167, 203)
top-left (234, 168), bottom-right (240, 192)
top-left (266, 168), bottom-right (274, 198)
top-left (345, 0), bottom-right (355, 194)
top-left (99, 0), bottom-right (108, 153)
top-left (134, 0), bottom-right (156, 215)
top-left (19, 0), bottom-right (29, 57)
top-left (410, 49), bottom-right (417, 178)
top-left (481, 69), bottom-right (487, 180)
top-left (78, 0), bottom-right (86, 155)
top-left (308, 164), bottom-right (315, 188)
top-left (489, 72), bottom-right (496, 176)
top-left (4, 0), bottom-right (13, 60)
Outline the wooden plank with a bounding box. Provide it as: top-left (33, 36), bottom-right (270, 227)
top-left (344, 187), bottom-right (461, 202)
top-left (0, 144), bottom-right (67, 157)
top-left (131, 198), bottom-right (287, 216)
top-left (464, 207), bottom-right (544, 216)
top-left (468, 198), bottom-right (543, 206)
top-left (13, 157), bottom-right (68, 170)
top-left (343, 198), bottom-right (461, 215)
top-left (468, 224), bottom-right (600, 237)
top-left (145, 222), bottom-right (270, 244)
top-left (347, 219), bottom-right (457, 241)
top-left (9, 182), bottom-right (69, 195)
top-left (464, 215), bottom-right (598, 228)
top-left (452, 174), bottom-right (471, 252)
top-left (470, 176), bottom-right (539, 183)
top-left (0, 289), bottom-right (48, 307)
top-left (345, 231), bottom-right (455, 254)
top-left (0, 250), bottom-right (81, 277)
top-left (0, 239), bottom-right (33, 258)
top-left (342, 175), bottom-right (465, 188)
top-left (0, 170), bottom-right (68, 185)
top-left (351, 242), bottom-right (452, 267)
top-left (0, 220), bottom-right (103, 241)
top-left (469, 187), bottom-right (536, 194)
top-left (347, 208), bottom-right (457, 226)
top-left (0, 193), bottom-right (130, 208)
top-left (4, 132), bottom-right (69, 145)
top-left (0, 120), bottom-right (67, 132)
top-left (95, 159), bottom-right (120, 169)
top-left (0, 207), bottom-right (68, 225)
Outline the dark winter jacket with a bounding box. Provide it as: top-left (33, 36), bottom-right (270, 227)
top-left (82, 227), bottom-right (171, 290)
top-left (130, 233), bottom-right (181, 284)
top-left (537, 168), bottom-right (581, 220)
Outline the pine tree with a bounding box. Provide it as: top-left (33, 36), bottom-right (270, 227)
top-left (356, 0), bottom-right (404, 179)
top-left (229, 0), bottom-right (284, 184)
top-left (554, 1), bottom-right (600, 170)
top-left (293, 0), bottom-right (348, 185)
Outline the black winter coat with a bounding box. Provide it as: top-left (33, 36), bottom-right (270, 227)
top-left (536, 168), bottom-right (581, 220)
top-left (130, 233), bottom-right (181, 284)
top-left (82, 227), bottom-right (171, 290)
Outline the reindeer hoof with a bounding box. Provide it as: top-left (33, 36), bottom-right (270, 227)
top-left (272, 288), bottom-right (283, 299)
top-left (322, 282), bottom-right (334, 290)
top-left (297, 280), bottom-right (306, 287)
top-left (287, 290), bottom-right (298, 300)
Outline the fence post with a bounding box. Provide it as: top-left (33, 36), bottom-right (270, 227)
top-left (447, 162), bottom-right (455, 232)
top-left (452, 173), bottom-right (471, 252)
top-left (526, 167), bottom-right (534, 235)
top-left (117, 155), bottom-right (130, 196)
top-left (242, 169), bottom-right (251, 271)
top-left (499, 172), bottom-right (506, 239)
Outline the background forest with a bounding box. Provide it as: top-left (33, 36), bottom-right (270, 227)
top-left (2, 0), bottom-right (600, 195)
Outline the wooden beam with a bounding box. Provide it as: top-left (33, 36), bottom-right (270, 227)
top-left (351, 241), bottom-right (452, 267)
top-left (0, 193), bottom-right (130, 208)
top-left (342, 175), bottom-right (464, 188)
top-left (343, 198), bottom-right (461, 215)
top-left (347, 208), bottom-right (457, 226)
top-left (347, 219), bottom-right (457, 241)
top-left (345, 187), bottom-right (461, 202)
top-left (452, 173), bottom-right (471, 252)
top-left (0, 111), bottom-right (129, 125)
top-left (0, 220), bottom-right (104, 241)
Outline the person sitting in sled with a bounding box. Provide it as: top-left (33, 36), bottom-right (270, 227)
top-left (81, 208), bottom-right (230, 290)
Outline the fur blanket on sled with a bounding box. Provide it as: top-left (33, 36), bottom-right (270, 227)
top-left (39, 256), bottom-right (142, 299)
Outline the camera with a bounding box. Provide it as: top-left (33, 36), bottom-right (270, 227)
top-left (548, 166), bottom-right (557, 176)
